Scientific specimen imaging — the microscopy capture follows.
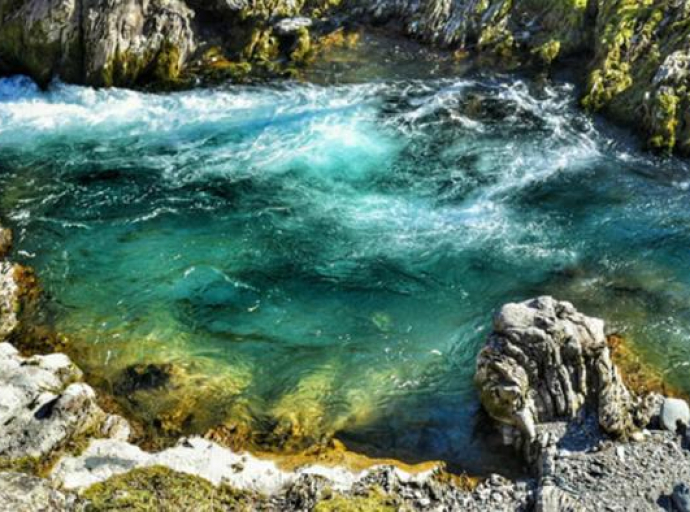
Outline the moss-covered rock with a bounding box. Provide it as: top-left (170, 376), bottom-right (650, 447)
top-left (82, 466), bottom-right (260, 511)
top-left (313, 489), bottom-right (398, 512)
top-left (0, 0), bottom-right (196, 88)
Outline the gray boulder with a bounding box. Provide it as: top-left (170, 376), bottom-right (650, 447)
top-left (274, 17), bottom-right (312, 36)
top-left (0, 0), bottom-right (196, 87)
top-left (475, 297), bottom-right (644, 461)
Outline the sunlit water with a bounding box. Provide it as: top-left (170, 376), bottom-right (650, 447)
top-left (1, 65), bottom-right (690, 476)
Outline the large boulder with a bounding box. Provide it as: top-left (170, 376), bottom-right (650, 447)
top-left (0, 0), bottom-right (196, 87)
top-left (475, 297), bottom-right (648, 461)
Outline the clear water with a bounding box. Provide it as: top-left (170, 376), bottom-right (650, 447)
top-left (2, 64), bottom-right (690, 476)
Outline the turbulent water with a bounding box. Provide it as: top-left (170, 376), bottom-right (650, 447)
top-left (2, 65), bottom-right (690, 476)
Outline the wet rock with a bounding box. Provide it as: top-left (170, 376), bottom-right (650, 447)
top-left (475, 297), bottom-right (644, 462)
top-left (0, 0), bottom-right (196, 87)
top-left (274, 17), bottom-right (313, 36)
top-left (0, 472), bottom-right (77, 512)
top-left (114, 363), bottom-right (174, 396)
top-left (673, 483), bottom-right (690, 512)
top-left (661, 398), bottom-right (690, 434)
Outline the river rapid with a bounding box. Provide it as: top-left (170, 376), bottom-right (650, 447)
top-left (1, 45), bottom-right (690, 476)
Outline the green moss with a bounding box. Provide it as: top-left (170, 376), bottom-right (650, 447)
top-left (243, 28), bottom-right (280, 62)
top-left (582, 0), bottom-right (658, 112)
top-left (290, 28), bottom-right (313, 65)
top-left (647, 89), bottom-right (681, 152)
top-left (82, 466), bottom-right (259, 511)
top-left (532, 39), bottom-right (561, 65)
top-left (0, 456), bottom-right (42, 476)
top-left (152, 42), bottom-right (182, 84)
top-left (313, 489), bottom-right (398, 512)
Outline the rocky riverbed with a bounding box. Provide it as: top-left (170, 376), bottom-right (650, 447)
top-left (1, 225), bottom-right (689, 511)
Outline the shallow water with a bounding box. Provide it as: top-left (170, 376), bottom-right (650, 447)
top-left (2, 62), bottom-right (690, 476)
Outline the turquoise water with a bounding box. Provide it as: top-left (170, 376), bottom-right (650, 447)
top-left (1, 70), bottom-right (690, 476)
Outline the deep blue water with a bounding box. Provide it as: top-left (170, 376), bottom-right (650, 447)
top-left (1, 70), bottom-right (690, 476)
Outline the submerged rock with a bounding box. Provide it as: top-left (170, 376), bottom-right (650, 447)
top-left (475, 296), bottom-right (648, 461)
top-left (113, 363), bottom-right (175, 396)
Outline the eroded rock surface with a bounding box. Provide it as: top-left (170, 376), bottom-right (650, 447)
top-left (0, 472), bottom-right (77, 512)
top-left (476, 297), bottom-right (651, 461)
top-left (3, 0), bottom-right (690, 156)
top-left (0, 342), bottom-right (130, 462)
top-left (0, 0), bottom-right (196, 87)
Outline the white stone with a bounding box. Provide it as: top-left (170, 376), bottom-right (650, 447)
top-left (661, 398), bottom-right (690, 433)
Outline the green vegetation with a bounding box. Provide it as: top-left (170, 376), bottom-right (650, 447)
top-left (82, 466), bottom-right (259, 511)
top-left (314, 489), bottom-right (398, 512)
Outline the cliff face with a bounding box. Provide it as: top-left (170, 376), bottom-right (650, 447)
top-left (356, 0), bottom-right (690, 155)
top-left (0, 0), bottom-right (689, 155)
top-left (0, 0), bottom-right (197, 87)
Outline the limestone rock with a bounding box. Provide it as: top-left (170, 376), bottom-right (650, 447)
top-left (661, 398), bottom-right (690, 434)
top-left (475, 297), bottom-right (641, 460)
top-left (535, 481), bottom-right (586, 512)
top-left (0, 262), bottom-right (19, 342)
top-left (0, 0), bottom-right (196, 87)
top-left (0, 472), bottom-right (77, 512)
top-left (0, 343), bottom-right (129, 461)
top-left (81, 0), bottom-right (196, 87)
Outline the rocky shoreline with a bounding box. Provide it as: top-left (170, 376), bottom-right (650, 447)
top-left (3, 1), bottom-right (690, 156)
top-left (1, 224), bottom-right (689, 511)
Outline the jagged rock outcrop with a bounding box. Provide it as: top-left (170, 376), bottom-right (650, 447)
top-left (580, 0), bottom-right (690, 154)
top-left (475, 297), bottom-right (651, 462)
top-left (2, 0), bottom-right (690, 155)
top-left (0, 0), bottom-right (197, 87)
top-left (0, 342), bottom-right (130, 463)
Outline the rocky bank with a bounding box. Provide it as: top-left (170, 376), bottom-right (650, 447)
top-left (1, 223), bottom-right (690, 510)
top-left (3, 0), bottom-right (690, 155)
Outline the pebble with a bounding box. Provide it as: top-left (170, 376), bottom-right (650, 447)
top-left (616, 446), bottom-right (626, 462)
